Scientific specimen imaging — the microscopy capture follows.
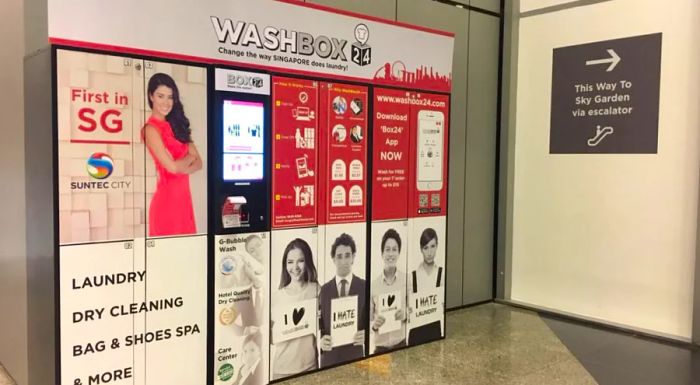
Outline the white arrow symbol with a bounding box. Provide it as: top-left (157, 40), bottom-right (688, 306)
top-left (585, 49), bottom-right (621, 72)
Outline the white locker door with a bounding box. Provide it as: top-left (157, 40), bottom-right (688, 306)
top-left (56, 49), bottom-right (141, 245)
top-left (59, 241), bottom-right (139, 385)
top-left (143, 236), bottom-right (208, 385)
top-left (407, 216), bottom-right (446, 345)
top-left (269, 227), bottom-right (320, 381)
top-left (368, 219), bottom-right (409, 355)
top-left (214, 232), bottom-right (270, 385)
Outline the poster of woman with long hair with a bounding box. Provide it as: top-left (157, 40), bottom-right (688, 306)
top-left (143, 68), bottom-right (207, 237)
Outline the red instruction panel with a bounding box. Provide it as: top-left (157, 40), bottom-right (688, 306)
top-left (322, 83), bottom-right (368, 224)
top-left (408, 92), bottom-right (450, 217)
top-left (271, 77), bottom-right (319, 228)
top-left (371, 88), bottom-right (411, 221)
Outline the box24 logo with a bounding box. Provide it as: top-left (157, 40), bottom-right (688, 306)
top-left (351, 24), bottom-right (371, 67)
top-left (227, 73), bottom-right (264, 89)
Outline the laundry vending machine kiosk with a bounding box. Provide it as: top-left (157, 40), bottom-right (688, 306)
top-left (33, 1), bottom-right (454, 384)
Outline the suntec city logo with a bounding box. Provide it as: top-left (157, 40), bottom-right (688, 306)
top-left (86, 152), bottom-right (114, 179)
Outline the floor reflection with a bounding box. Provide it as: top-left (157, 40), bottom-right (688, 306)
top-left (278, 303), bottom-right (596, 385)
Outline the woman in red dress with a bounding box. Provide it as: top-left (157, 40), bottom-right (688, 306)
top-left (143, 73), bottom-right (202, 236)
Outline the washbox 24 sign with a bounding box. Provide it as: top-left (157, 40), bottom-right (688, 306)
top-left (49, 0), bottom-right (455, 92)
top-left (211, 17), bottom-right (373, 67)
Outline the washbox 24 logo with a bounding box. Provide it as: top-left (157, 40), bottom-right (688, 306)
top-left (86, 152), bottom-right (114, 179)
top-left (210, 16), bottom-right (372, 67)
top-left (351, 24), bottom-right (371, 67)
top-left (227, 73), bottom-right (264, 89)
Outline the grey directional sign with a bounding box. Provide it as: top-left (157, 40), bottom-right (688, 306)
top-left (550, 33), bottom-right (662, 154)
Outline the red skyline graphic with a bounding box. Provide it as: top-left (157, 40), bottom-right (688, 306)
top-left (373, 61), bottom-right (452, 92)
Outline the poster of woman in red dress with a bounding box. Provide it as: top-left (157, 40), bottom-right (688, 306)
top-left (143, 71), bottom-right (207, 236)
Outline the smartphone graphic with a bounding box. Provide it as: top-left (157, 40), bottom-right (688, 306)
top-left (416, 110), bottom-right (444, 191)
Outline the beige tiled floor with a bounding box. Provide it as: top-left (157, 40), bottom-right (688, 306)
top-left (0, 304), bottom-right (596, 385)
top-left (279, 303), bottom-right (597, 385)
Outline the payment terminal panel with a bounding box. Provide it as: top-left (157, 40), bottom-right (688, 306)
top-left (212, 68), bottom-right (272, 234)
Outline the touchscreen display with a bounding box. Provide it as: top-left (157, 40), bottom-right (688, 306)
top-left (223, 100), bottom-right (264, 180)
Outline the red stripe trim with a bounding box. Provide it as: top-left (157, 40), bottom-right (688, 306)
top-left (51, 37), bottom-right (367, 82)
top-left (275, 0), bottom-right (455, 37)
top-left (50, 38), bottom-right (450, 93)
top-left (70, 139), bottom-right (131, 145)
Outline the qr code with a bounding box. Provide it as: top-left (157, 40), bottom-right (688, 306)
top-left (431, 194), bottom-right (440, 207)
top-left (419, 194), bottom-right (429, 208)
